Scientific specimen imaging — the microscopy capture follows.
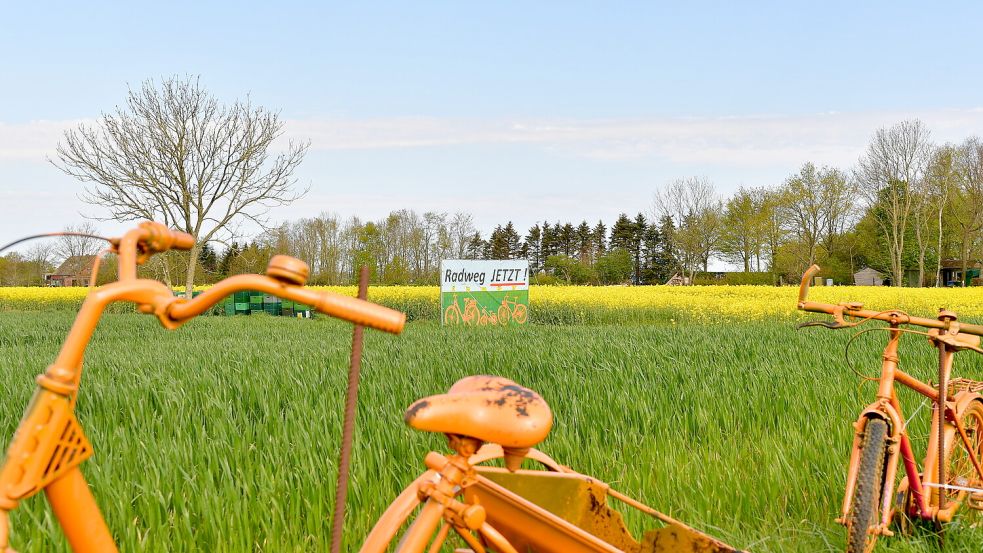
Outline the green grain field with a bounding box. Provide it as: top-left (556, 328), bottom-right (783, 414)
top-left (2, 312), bottom-right (983, 552)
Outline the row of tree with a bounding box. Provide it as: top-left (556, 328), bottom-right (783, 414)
top-left (470, 120), bottom-right (983, 287)
top-left (4, 115), bottom-right (981, 287)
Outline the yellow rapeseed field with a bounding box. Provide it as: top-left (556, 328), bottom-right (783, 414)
top-left (3, 284), bottom-right (983, 323)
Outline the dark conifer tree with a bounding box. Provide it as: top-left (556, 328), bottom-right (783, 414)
top-left (487, 225), bottom-right (511, 259)
top-left (541, 222), bottom-right (556, 259)
top-left (465, 232), bottom-right (485, 260)
top-left (576, 221), bottom-right (592, 263)
top-left (525, 223), bottom-right (542, 272)
top-left (198, 243), bottom-right (219, 277)
top-left (592, 220), bottom-right (607, 259)
top-left (558, 222), bottom-right (575, 256)
top-left (218, 242), bottom-right (240, 277)
top-left (652, 215), bottom-right (678, 282)
top-left (503, 222), bottom-right (522, 259)
top-left (609, 213), bottom-right (635, 252)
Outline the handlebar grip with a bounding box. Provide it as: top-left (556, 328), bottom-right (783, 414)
top-left (313, 291), bottom-right (406, 334)
top-left (170, 231), bottom-right (195, 251)
top-left (798, 264), bottom-right (820, 305)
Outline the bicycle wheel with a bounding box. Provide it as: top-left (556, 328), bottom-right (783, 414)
top-left (444, 305), bottom-right (461, 325)
top-left (512, 304), bottom-right (527, 324)
top-left (464, 304), bottom-right (479, 326)
top-left (847, 417), bottom-right (888, 553)
top-left (944, 400), bottom-right (983, 513)
top-left (497, 305), bottom-right (510, 325)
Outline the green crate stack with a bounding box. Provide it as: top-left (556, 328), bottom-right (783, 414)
top-left (231, 291), bottom-right (250, 315)
top-left (247, 292), bottom-right (262, 315)
top-left (196, 289), bottom-right (315, 318)
top-left (262, 294), bottom-right (281, 316)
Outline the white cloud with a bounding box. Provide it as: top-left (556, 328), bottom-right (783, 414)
top-left (0, 120), bottom-right (90, 161)
top-left (280, 109), bottom-right (983, 168)
top-left (5, 109), bottom-right (983, 169)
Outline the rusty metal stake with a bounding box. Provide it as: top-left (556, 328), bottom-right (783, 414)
top-left (330, 265), bottom-right (369, 553)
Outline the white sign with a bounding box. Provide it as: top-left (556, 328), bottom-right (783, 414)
top-left (440, 259), bottom-right (530, 292)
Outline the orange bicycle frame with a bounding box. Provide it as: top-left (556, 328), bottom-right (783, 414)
top-left (0, 221), bottom-right (405, 552)
top-left (798, 265), bottom-right (983, 534)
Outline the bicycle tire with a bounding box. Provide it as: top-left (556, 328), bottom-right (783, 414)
top-left (463, 303), bottom-right (479, 325)
top-left (444, 305), bottom-right (461, 325)
top-left (361, 472), bottom-right (439, 552)
top-left (847, 417), bottom-right (888, 553)
top-left (512, 304), bottom-right (527, 324)
top-left (498, 304), bottom-right (510, 325)
top-left (944, 400), bottom-right (983, 515)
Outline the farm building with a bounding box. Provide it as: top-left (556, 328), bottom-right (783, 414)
top-left (45, 255), bottom-right (96, 287)
top-left (940, 260), bottom-right (983, 287)
top-left (854, 267), bottom-right (884, 286)
top-left (665, 273), bottom-right (690, 286)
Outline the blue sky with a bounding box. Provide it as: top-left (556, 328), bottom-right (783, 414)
top-left (2, 1), bottom-right (983, 251)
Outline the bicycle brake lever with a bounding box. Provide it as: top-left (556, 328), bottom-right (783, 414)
top-left (797, 321), bottom-right (856, 330)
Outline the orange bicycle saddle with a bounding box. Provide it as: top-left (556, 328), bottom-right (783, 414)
top-left (404, 375), bottom-right (553, 450)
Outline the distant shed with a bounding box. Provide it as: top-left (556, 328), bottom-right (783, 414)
top-left (45, 255), bottom-right (96, 287)
top-left (665, 273), bottom-right (689, 286)
top-left (854, 267), bottom-right (884, 286)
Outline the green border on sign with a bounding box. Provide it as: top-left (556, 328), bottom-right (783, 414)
top-left (440, 289), bottom-right (529, 326)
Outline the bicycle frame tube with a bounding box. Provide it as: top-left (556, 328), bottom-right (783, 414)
top-left (876, 326), bottom-right (902, 401)
top-left (46, 468), bottom-right (116, 552)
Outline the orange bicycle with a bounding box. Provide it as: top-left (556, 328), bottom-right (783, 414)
top-left (0, 221), bottom-right (405, 552)
top-left (359, 375), bottom-right (743, 553)
top-left (477, 305), bottom-right (498, 326)
top-left (497, 294), bottom-right (527, 325)
top-left (797, 265), bottom-right (983, 552)
top-left (444, 294), bottom-right (480, 326)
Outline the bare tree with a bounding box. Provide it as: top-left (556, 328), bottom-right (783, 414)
top-left (719, 187), bottom-right (772, 272)
top-left (855, 120), bottom-right (932, 286)
top-left (448, 212), bottom-right (477, 258)
top-left (654, 177), bottom-right (721, 283)
top-left (780, 163), bottom-right (855, 273)
top-left (56, 222), bottom-right (103, 262)
top-left (25, 242), bottom-right (57, 285)
top-left (953, 137), bottom-right (983, 284)
top-left (52, 76), bottom-right (309, 297)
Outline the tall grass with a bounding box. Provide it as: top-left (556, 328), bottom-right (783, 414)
top-left (1, 313), bottom-right (982, 551)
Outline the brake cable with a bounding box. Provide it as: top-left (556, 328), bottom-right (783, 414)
top-left (839, 310), bottom-right (917, 381)
top-left (0, 231), bottom-right (112, 255)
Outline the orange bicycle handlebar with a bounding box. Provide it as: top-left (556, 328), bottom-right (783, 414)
top-left (797, 265), bottom-right (983, 337)
top-left (169, 230), bottom-right (195, 251)
top-left (165, 274), bottom-right (405, 334)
